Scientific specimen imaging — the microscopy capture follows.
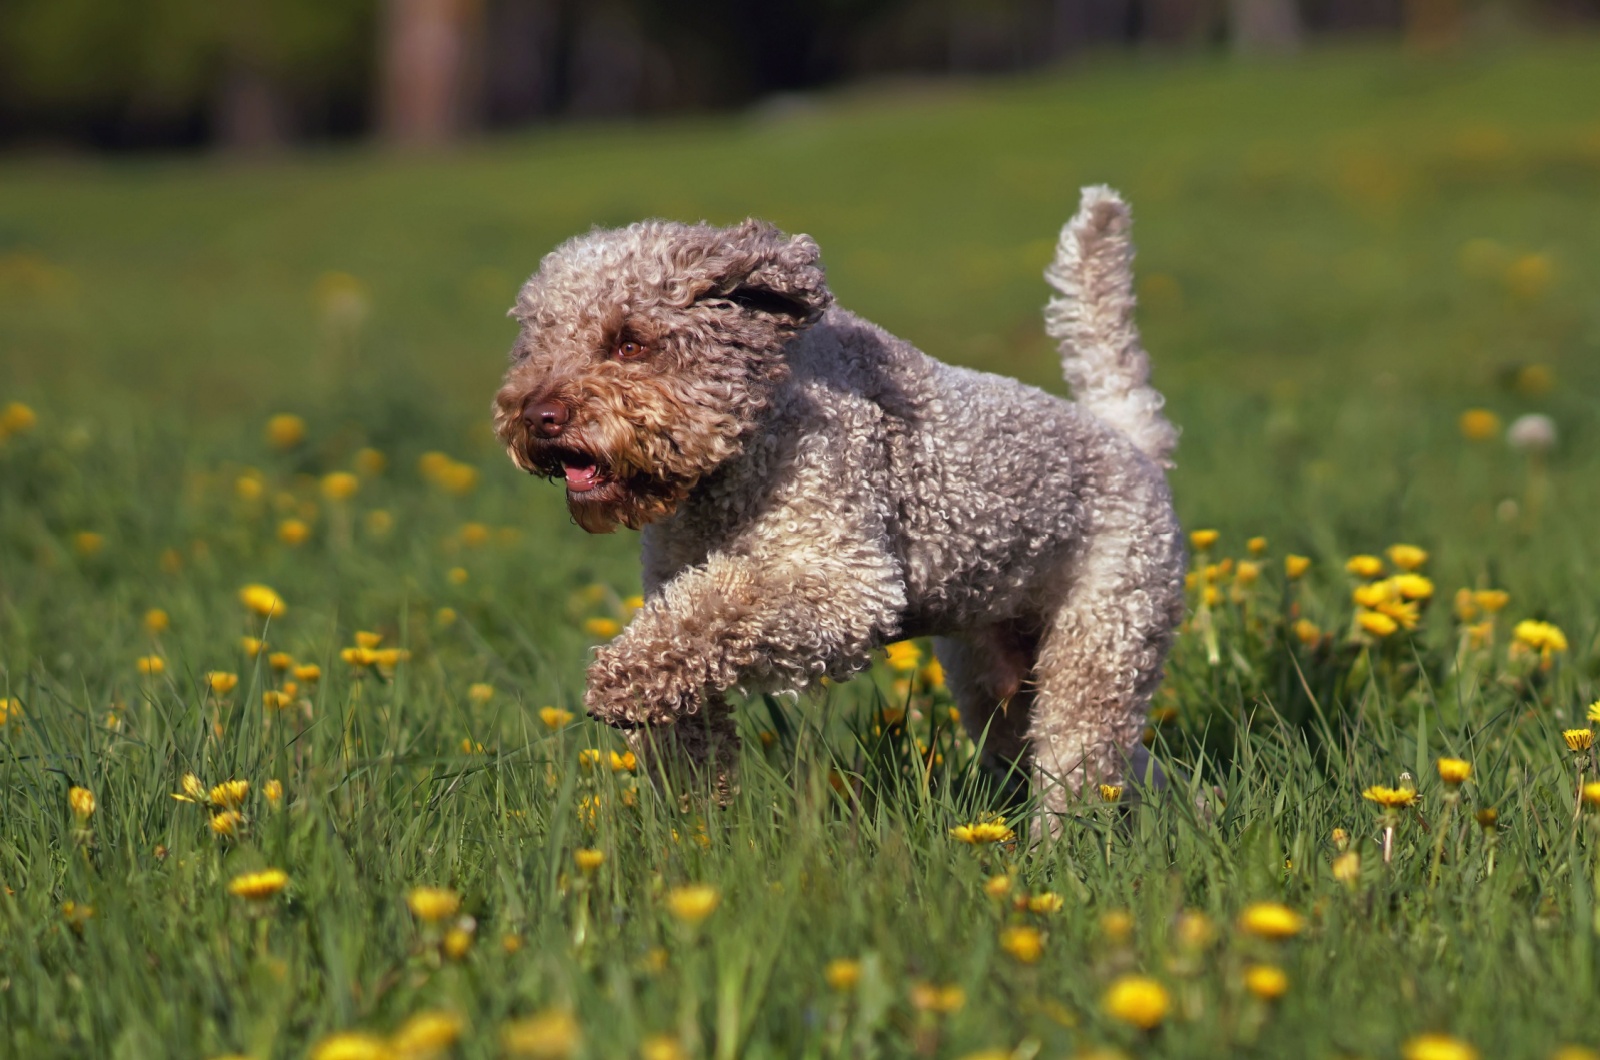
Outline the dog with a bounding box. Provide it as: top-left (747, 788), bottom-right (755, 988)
top-left (493, 186), bottom-right (1185, 817)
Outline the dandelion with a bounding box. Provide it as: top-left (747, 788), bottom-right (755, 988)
top-left (1345, 555), bottom-right (1384, 579)
top-left (1099, 784), bottom-right (1123, 802)
top-left (501, 1009), bottom-right (580, 1058)
top-left (1102, 975), bottom-right (1169, 1030)
top-left (235, 474), bottom-right (265, 502)
top-left (60, 900), bottom-right (94, 934)
top-left (0, 400), bottom-right (38, 437)
top-left (1563, 729), bottom-right (1593, 754)
top-left (354, 447), bottom-right (386, 476)
top-left (999, 925), bottom-right (1043, 963)
top-left (144, 608), bottom-right (170, 634)
top-left (1237, 902), bottom-right (1305, 940)
top-left (263, 690), bottom-right (295, 711)
top-left (540, 707), bottom-right (574, 730)
top-left (1189, 529), bottom-right (1219, 551)
top-left (309, 1031), bottom-right (390, 1060)
top-left (1244, 963), bottom-right (1288, 1000)
top-left (1514, 620), bottom-right (1568, 668)
top-left (73, 531), bottom-right (106, 557)
top-left (1331, 851), bottom-right (1361, 883)
top-left (578, 748), bottom-right (602, 770)
top-left (1392, 574), bottom-right (1434, 600)
top-left (1027, 892), bottom-right (1065, 914)
top-left (639, 1035), bottom-right (687, 1060)
top-left (573, 848), bottom-right (604, 872)
top-left (909, 982), bottom-right (966, 1014)
top-left (1507, 413), bottom-right (1557, 453)
top-left (1475, 808), bottom-right (1498, 831)
top-left (1581, 783), bottom-right (1600, 809)
top-left (68, 786), bottom-right (95, 822)
top-left (467, 682), bottom-right (494, 704)
top-left (1100, 910), bottom-right (1134, 944)
top-left (885, 641), bottom-right (921, 672)
top-left (228, 868), bottom-right (289, 901)
top-left (1285, 554), bottom-right (1311, 580)
top-left (239, 584), bottom-right (287, 618)
top-left (460, 522), bottom-right (490, 547)
top-left (1363, 785), bottom-right (1416, 808)
top-left (0, 697), bottom-right (21, 726)
top-left (1235, 560), bottom-right (1260, 586)
top-left (1387, 544), bottom-right (1428, 571)
top-left (1357, 611), bottom-right (1399, 638)
top-left (390, 1010), bottom-right (465, 1056)
top-left (137, 654), bottom-right (165, 675)
top-left (265, 414), bottom-right (306, 450)
top-left (448, 567), bottom-right (469, 585)
top-left (294, 663), bottom-right (322, 684)
top-left (320, 471), bottom-right (359, 502)
top-left (1401, 1033), bottom-right (1479, 1060)
top-left (210, 811), bottom-right (244, 837)
top-left (1589, 701), bottom-right (1600, 725)
top-left (206, 672), bottom-right (239, 696)
top-left (210, 780), bottom-right (250, 808)
top-left (502, 933), bottom-right (523, 954)
top-left (666, 884), bottom-right (720, 925)
top-left (583, 617), bottom-right (620, 638)
top-left (1458, 408), bottom-right (1501, 441)
top-left (277, 519), bottom-right (310, 546)
top-left (1474, 590), bottom-right (1509, 613)
top-left (173, 773), bottom-right (207, 803)
top-left (264, 779), bottom-right (283, 808)
top-left (241, 636), bottom-right (267, 658)
top-left (1247, 536), bottom-right (1268, 555)
top-left (1437, 758), bottom-right (1471, 786)
top-left (824, 958), bottom-right (861, 991)
top-left (442, 920), bottom-right (475, 960)
top-left (951, 818), bottom-right (1015, 845)
top-left (609, 750), bottom-right (637, 773)
top-left (1292, 618), bottom-right (1322, 646)
top-left (983, 875), bottom-right (1012, 899)
top-left (366, 510), bottom-right (394, 537)
top-left (407, 887), bottom-right (461, 923)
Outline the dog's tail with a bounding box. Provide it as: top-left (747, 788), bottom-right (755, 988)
top-left (1043, 185), bottom-right (1178, 468)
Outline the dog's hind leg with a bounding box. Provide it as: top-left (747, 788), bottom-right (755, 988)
top-left (1025, 481), bottom-right (1185, 829)
top-left (934, 624), bottom-right (1039, 801)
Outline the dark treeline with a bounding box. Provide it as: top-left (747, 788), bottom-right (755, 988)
top-left (1, 0), bottom-right (1594, 153)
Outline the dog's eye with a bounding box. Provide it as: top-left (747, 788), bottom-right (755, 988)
top-left (614, 340), bottom-right (647, 360)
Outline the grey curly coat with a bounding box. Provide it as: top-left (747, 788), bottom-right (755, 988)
top-left (493, 186), bottom-right (1185, 817)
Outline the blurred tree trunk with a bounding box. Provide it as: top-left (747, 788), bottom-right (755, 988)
top-left (214, 63), bottom-right (293, 153)
top-left (379, 0), bottom-right (484, 146)
top-left (1229, 0), bottom-right (1302, 53)
top-left (1403, 0), bottom-right (1461, 48)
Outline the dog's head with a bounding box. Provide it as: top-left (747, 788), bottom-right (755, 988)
top-left (494, 219), bottom-right (831, 533)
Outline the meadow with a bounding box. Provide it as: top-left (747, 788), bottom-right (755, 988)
top-left (2, 37), bottom-right (1600, 1060)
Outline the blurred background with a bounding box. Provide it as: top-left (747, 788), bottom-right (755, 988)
top-left (2, 0), bottom-right (1597, 153)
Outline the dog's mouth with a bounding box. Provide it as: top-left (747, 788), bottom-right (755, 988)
top-left (531, 444), bottom-right (611, 495)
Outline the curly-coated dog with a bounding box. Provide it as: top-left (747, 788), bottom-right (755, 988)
top-left (493, 186), bottom-right (1185, 818)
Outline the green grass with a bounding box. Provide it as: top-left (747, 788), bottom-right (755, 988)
top-left (3, 37), bottom-right (1600, 1059)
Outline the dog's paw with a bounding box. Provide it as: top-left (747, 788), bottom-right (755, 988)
top-left (584, 645), bottom-right (700, 728)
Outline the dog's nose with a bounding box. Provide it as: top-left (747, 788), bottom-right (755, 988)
top-left (523, 398), bottom-right (570, 438)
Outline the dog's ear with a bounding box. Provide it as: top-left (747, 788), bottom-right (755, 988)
top-left (699, 219), bottom-right (833, 327)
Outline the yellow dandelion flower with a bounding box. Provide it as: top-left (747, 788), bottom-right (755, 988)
top-left (447, 566), bottom-right (469, 585)
top-left (573, 848), bottom-right (604, 872)
top-left (639, 1035), bottom-right (687, 1060)
top-left (1099, 784), bottom-right (1123, 802)
top-left (923, 656), bottom-right (946, 689)
top-left (1190, 529), bottom-right (1219, 551)
top-left (406, 887), bottom-right (460, 923)
top-left (467, 682), bottom-right (494, 704)
top-left (0, 697), bottom-right (21, 726)
top-left (983, 875), bottom-right (1012, 899)
top-left (1515, 620), bottom-right (1568, 656)
top-left (1563, 729), bottom-right (1593, 753)
top-left (144, 608), bottom-right (170, 634)
top-left (578, 748), bottom-right (602, 770)
top-left (583, 617), bottom-right (620, 639)
top-left (1027, 892), bottom-right (1065, 914)
top-left (320, 471), bottom-right (359, 502)
top-left (1458, 408), bottom-right (1501, 441)
top-left (172, 772), bottom-right (206, 803)
top-left (293, 663), bottom-right (322, 684)
top-left (884, 640), bottom-right (921, 672)
top-left (1353, 580), bottom-right (1396, 609)
top-left (438, 462), bottom-right (478, 496)
top-left (240, 636), bottom-right (267, 658)
top-left (1589, 701), bottom-right (1600, 725)
top-left (1437, 758), bottom-right (1471, 786)
top-left (1332, 851), bottom-right (1361, 883)
top-left (353, 447), bottom-right (386, 476)
top-left (210, 811), bottom-right (244, 837)
top-left (60, 900), bottom-right (94, 933)
top-left (950, 819), bottom-right (1014, 845)
top-left (1292, 618), bottom-right (1322, 646)
top-left (309, 1031), bottom-right (390, 1060)
top-left (1387, 544), bottom-right (1428, 571)
top-left (228, 868), bottom-right (289, 901)
top-left (264, 779), bottom-right (283, 808)
top-left (459, 522), bottom-right (490, 547)
top-left (502, 933), bottom-right (523, 954)
top-left (1102, 975), bottom-right (1169, 1029)
top-left (235, 474), bottom-right (265, 502)
top-left (442, 923), bottom-right (475, 960)
top-left (277, 518), bottom-right (310, 546)
top-left (265, 414), bottom-right (306, 450)
top-left (1392, 573), bottom-right (1434, 600)
top-left (1175, 910), bottom-right (1216, 949)
top-left (1580, 782), bottom-right (1600, 808)
top-left (1247, 536), bottom-right (1268, 555)
top-left (666, 884), bottom-right (720, 925)
top-left (390, 1010), bottom-right (464, 1055)
top-left (137, 654), bottom-right (165, 675)
top-left (68, 786), bottom-right (95, 821)
top-left (1474, 589), bottom-right (1510, 613)
top-left (206, 672), bottom-right (239, 695)
top-left (1475, 808), bottom-right (1498, 831)
top-left (366, 509), bottom-right (394, 537)
top-left (609, 750), bottom-right (637, 773)
top-left (999, 925), bottom-right (1043, 964)
top-left (1244, 963), bottom-right (1289, 1000)
top-left (1235, 560), bottom-right (1261, 586)
top-left (264, 652), bottom-right (293, 673)
top-left (539, 707), bottom-right (574, 730)
top-left (1362, 785), bottom-right (1417, 809)
top-left (262, 690), bottom-right (294, 711)
top-left (1401, 1033), bottom-right (1479, 1060)
top-left (239, 584), bottom-right (286, 618)
top-left (500, 1009), bottom-right (580, 1058)
top-left (1345, 555), bottom-right (1385, 579)
top-left (1237, 901), bottom-right (1305, 940)
top-left (909, 982), bottom-right (966, 1014)
top-left (0, 400), bottom-right (38, 436)
top-left (1285, 554), bottom-right (1311, 580)
top-left (209, 779), bottom-right (249, 808)
top-left (1357, 611), bottom-right (1399, 638)
top-left (824, 958), bottom-right (861, 991)
top-left (73, 531), bottom-right (106, 557)
top-left (1100, 909), bottom-right (1134, 944)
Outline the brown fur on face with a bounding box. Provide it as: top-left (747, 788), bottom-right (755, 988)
top-left (493, 218), bottom-right (832, 533)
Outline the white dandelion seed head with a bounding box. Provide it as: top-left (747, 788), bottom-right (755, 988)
top-left (1507, 413), bottom-right (1556, 453)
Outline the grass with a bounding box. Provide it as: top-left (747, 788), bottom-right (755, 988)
top-left (2, 36), bottom-right (1600, 1060)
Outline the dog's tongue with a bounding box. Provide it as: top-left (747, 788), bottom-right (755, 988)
top-left (564, 462), bottom-right (599, 492)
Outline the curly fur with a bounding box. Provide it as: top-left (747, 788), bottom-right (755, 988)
top-left (494, 187), bottom-right (1186, 820)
